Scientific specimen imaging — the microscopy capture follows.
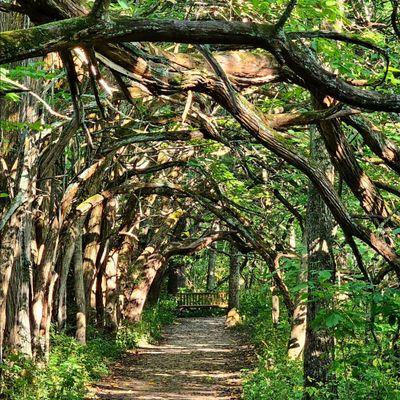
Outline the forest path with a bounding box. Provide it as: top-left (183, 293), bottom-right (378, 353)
top-left (92, 316), bottom-right (251, 400)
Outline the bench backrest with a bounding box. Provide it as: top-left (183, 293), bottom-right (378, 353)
top-left (176, 292), bottom-right (228, 308)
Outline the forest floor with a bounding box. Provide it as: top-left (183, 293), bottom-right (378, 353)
top-left (91, 316), bottom-right (253, 399)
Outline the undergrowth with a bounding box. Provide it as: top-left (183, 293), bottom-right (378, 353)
top-left (239, 288), bottom-right (400, 400)
top-left (0, 299), bottom-right (177, 400)
top-left (178, 307), bottom-right (226, 318)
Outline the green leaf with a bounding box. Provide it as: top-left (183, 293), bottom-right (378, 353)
top-left (117, 0), bottom-right (130, 9)
top-left (372, 358), bottom-right (382, 368)
top-left (292, 282), bottom-right (308, 293)
top-left (325, 312), bottom-right (341, 328)
top-left (326, 0), bottom-right (338, 6)
top-left (318, 270), bottom-right (332, 282)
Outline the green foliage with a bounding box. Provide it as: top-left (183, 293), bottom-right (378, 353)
top-left (2, 0), bottom-right (400, 399)
top-left (240, 288), bottom-right (400, 400)
top-left (0, 300), bottom-right (176, 400)
top-left (0, 353), bottom-right (38, 400)
top-left (0, 331), bottom-right (121, 400)
top-left (239, 288), bottom-right (303, 399)
top-left (117, 299), bottom-right (177, 347)
top-left (7, 62), bottom-right (60, 81)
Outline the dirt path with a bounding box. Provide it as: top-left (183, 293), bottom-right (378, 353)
top-left (92, 317), bottom-right (251, 400)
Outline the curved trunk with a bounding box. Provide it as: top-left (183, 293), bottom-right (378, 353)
top-left (124, 253), bottom-right (168, 321)
top-left (146, 268), bottom-right (165, 307)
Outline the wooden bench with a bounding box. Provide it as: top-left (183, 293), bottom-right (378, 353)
top-left (176, 292), bottom-right (229, 310)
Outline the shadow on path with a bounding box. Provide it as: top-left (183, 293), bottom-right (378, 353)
top-left (92, 317), bottom-right (251, 399)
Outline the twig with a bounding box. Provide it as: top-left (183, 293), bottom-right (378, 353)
top-left (85, 47), bottom-right (106, 119)
top-left (0, 75), bottom-right (70, 120)
top-left (195, 44), bottom-right (239, 114)
top-left (275, 0), bottom-right (297, 31)
top-left (273, 188), bottom-right (304, 232)
top-left (288, 30), bottom-right (390, 87)
top-left (60, 50), bottom-right (82, 121)
top-left (346, 236), bottom-right (373, 284)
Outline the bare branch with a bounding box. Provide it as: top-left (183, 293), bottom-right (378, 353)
top-left (275, 0), bottom-right (298, 31)
top-left (196, 44), bottom-right (239, 113)
top-left (288, 30), bottom-right (390, 87)
top-left (277, 39), bottom-right (400, 112)
top-left (346, 236), bottom-right (372, 284)
top-left (1, 15), bottom-right (399, 112)
top-left (373, 181), bottom-right (400, 198)
top-left (343, 115), bottom-right (400, 174)
top-left (0, 75), bottom-right (70, 120)
top-left (273, 189), bottom-right (304, 232)
top-left (167, 231), bottom-right (234, 256)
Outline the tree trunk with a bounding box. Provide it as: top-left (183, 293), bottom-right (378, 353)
top-left (228, 244), bottom-right (240, 310)
top-left (31, 217), bottom-right (60, 360)
top-left (83, 203), bottom-right (103, 308)
top-left (167, 262), bottom-right (186, 296)
top-left (0, 213), bottom-right (21, 361)
top-left (0, 11), bottom-right (39, 360)
top-left (74, 233), bottom-right (86, 344)
top-left (44, 272), bottom-right (58, 361)
top-left (56, 220), bottom-right (82, 329)
top-left (303, 127), bottom-right (336, 397)
top-left (124, 211), bottom-right (182, 321)
top-left (94, 198), bottom-right (117, 328)
top-left (104, 248), bottom-right (120, 331)
top-left (146, 268), bottom-right (165, 306)
top-left (95, 263), bottom-right (105, 328)
top-left (124, 251), bottom-right (168, 321)
top-left (288, 246), bottom-right (308, 360)
top-left (206, 243), bottom-right (217, 291)
top-left (5, 219), bottom-right (32, 358)
top-left (271, 285), bottom-right (280, 327)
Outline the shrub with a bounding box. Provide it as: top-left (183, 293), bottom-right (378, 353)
top-left (117, 298), bottom-right (177, 347)
top-left (240, 289), bottom-right (303, 400)
top-left (0, 299), bottom-right (177, 400)
top-left (240, 288), bottom-right (400, 400)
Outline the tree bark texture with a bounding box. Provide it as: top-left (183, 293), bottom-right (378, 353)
top-left (228, 244), bottom-right (240, 310)
top-left (303, 128), bottom-right (336, 397)
top-left (74, 232), bottom-right (87, 345)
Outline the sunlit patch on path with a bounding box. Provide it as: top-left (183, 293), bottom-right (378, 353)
top-left (92, 317), bottom-right (250, 399)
